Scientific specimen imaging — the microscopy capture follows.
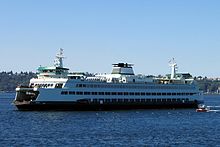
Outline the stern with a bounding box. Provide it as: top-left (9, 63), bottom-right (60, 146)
top-left (14, 86), bottom-right (39, 109)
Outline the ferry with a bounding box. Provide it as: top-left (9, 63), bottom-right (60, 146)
top-left (13, 49), bottom-right (204, 110)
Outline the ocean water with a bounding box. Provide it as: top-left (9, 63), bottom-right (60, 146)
top-left (0, 93), bottom-right (220, 146)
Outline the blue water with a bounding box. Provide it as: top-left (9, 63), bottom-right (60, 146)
top-left (1, 93), bottom-right (220, 146)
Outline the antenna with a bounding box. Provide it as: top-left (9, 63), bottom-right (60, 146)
top-left (169, 58), bottom-right (177, 79)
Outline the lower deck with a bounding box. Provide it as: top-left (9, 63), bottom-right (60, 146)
top-left (15, 100), bottom-right (199, 111)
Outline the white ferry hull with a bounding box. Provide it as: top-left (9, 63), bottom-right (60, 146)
top-left (14, 86), bottom-right (202, 111)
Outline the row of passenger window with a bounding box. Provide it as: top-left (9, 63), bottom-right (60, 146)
top-left (30, 83), bottom-right (63, 88)
top-left (80, 98), bottom-right (190, 103)
top-left (76, 84), bottom-right (193, 90)
top-left (30, 83), bottom-right (54, 88)
top-left (61, 91), bottom-right (196, 96)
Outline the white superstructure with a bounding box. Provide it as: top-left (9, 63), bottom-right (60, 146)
top-left (14, 49), bottom-right (204, 110)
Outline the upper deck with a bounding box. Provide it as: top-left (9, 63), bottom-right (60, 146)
top-left (29, 49), bottom-right (197, 89)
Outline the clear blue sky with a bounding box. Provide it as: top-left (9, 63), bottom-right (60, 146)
top-left (0, 0), bottom-right (220, 77)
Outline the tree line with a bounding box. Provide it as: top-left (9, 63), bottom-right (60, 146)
top-left (196, 77), bottom-right (220, 94)
top-left (0, 71), bottom-right (220, 93)
top-left (0, 71), bottom-right (36, 92)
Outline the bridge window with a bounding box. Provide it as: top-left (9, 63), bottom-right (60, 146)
top-left (84, 92), bottom-right (91, 95)
top-left (124, 92), bottom-right (129, 95)
top-left (129, 92), bottom-right (134, 95)
top-left (69, 91), bottom-right (75, 95)
top-left (76, 92), bottom-right (83, 95)
top-left (55, 84), bottom-right (63, 88)
top-left (112, 92), bottom-right (117, 95)
top-left (135, 92), bottom-right (140, 96)
top-left (61, 91), bottom-right (68, 95)
top-left (146, 93), bottom-right (151, 95)
top-left (92, 92), bottom-right (97, 95)
top-left (105, 92), bottom-right (111, 95)
top-left (157, 93), bottom-right (161, 96)
top-left (118, 92), bottom-right (123, 95)
top-left (98, 92), bottom-right (104, 95)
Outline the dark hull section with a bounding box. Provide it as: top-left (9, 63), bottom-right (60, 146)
top-left (15, 101), bottom-right (199, 111)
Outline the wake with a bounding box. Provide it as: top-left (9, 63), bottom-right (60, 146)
top-left (206, 106), bottom-right (220, 112)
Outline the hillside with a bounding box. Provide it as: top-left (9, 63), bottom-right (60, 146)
top-left (0, 71), bottom-right (36, 92)
top-left (0, 72), bottom-right (220, 93)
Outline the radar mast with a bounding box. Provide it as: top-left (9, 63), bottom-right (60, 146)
top-left (169, 58), bottom-right (178, 79)
top-left (54, 48), bottom-right (65, 68)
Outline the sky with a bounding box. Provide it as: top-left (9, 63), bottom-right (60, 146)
top-left (0, 0), bottom-right (220, 77)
